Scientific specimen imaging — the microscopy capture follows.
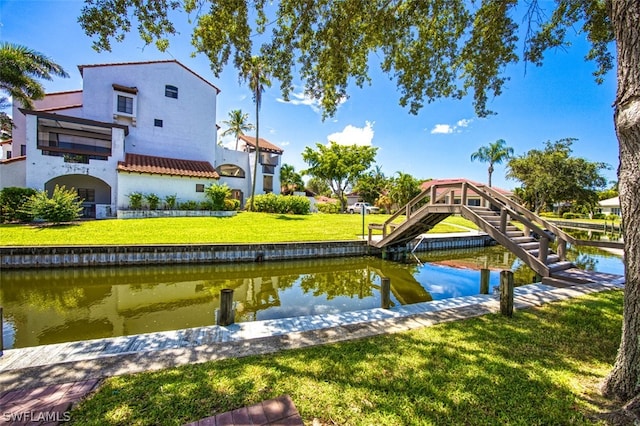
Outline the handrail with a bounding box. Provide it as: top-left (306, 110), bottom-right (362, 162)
top-left (460, 206), bottom-right (550, 277)
top-left (475, 184), bottom-right (624, 249)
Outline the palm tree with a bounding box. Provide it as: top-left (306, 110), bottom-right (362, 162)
top-left (0, 42), bottom-right (68, 110)
top-left (280, 164), bottom-right (305, 195)
top-left (470, 139), bottom-right (514, 187)
top-left (221, 109), bottom-right (254, 151)
top-left (242, 56), bottom-right (271, 211)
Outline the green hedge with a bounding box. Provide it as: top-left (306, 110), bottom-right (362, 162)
top-left (246, 193), bottom-right (310, 214)
top-left (0, 187), bottom-right (37, 222)
top-left (562, 212), bottom-right (583, 219)
top-left (317, 201), bottom-right (341, 214)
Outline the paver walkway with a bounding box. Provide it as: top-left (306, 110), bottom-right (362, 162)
top-left (184, 395), bottom-right (303, 426)
top-left (0, 278), bottom-right (625, 425)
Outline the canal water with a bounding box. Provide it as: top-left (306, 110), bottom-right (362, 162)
top-left (0, 244), bottom-right (624, 349)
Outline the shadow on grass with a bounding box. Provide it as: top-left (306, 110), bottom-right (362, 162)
top-left (31, 222), bottom-right (81, 230)
top-left (68, 290), bottom-right (624, 425)
top-left (274, 214), bottom-right (305, 221)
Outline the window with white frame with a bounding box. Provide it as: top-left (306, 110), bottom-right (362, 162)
top-left (112, 84), bottom-right (138, 123)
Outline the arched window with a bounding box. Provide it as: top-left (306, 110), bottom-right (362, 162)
top-left (216, 164), bottom-right (246, 178)
top-left (165, 85), bottom-right (178, 99)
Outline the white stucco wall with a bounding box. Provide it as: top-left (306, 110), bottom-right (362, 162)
top-left (0, 158), bottom-right (27, 189)
top-left (81, 61), bottom-right (218, 164)
top-left (24, 115), bottom-right (126, 208)
top-left (117, 172), bottom-right (218, 209)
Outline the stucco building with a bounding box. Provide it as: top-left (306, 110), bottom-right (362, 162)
top-left (0, 60), bottom-right (282, 218)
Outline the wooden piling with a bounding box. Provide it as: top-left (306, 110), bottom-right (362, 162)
top-left (218, 289), bottom-right (235, 326)
top-left (480, 269), bottom-right (490, 294)
top-left (381, 277), bottom-right (391, 309)
top-left (0, 307), bottom-right (3, 356)
top-left (500, 270), bottom-right (514, 317)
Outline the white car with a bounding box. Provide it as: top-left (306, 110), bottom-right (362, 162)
top-left (347, 202), bottom-right (380, 214)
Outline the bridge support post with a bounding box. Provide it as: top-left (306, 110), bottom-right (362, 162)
top-left (500, 270), bottom-right (514, 317)
top-left (557, 238), bottom-right (567, 261)
top-left (461, 182), bottom-right (468, 205)
top-left (480, 269), bottom-right (490, 294)
top-left (499, 208), bottom-right (508, 233)
top-left (381, 277), bottom-right (391, 309)
top-left (430, 186), bottom-right (437, 204)
top-left (217, 289), bottom-right (235, 326)
top-left (0, 307), bottom-right (3, 357)
top-left (538, 237), bottom-right (549, 264)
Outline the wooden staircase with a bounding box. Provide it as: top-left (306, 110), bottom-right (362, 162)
top-left (368, 181), bottom-right (624, 281)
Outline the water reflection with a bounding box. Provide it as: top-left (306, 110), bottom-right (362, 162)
top-left (0, 245), bottom-right (623, 349)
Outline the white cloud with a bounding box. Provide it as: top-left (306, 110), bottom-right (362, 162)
top-left (431, 124), bottom-right (454, 134)
top-left (457, 118), bottom-right (473, 128)
top-left (430, 118), bottom-right (473, 134)
top-left (280, 141), bottom-right (291, 146)
top-left (277, 89), bottom-right (347, 115)
top-left (327, 121), bottom-right (375, 146)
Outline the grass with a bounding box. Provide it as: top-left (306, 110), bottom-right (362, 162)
top-left (69, 290), bottom-right (623, 425)
top-left (0, 213), bottom-right (478, 246)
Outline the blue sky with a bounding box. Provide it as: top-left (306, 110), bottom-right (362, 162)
top-left (1, 0), bottom-right (619, 191)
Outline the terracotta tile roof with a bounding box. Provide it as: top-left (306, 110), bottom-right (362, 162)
top-left (0, 139), bottom-right (12, 146)
top-left (420, 178), bottom-right (513, 196)
top-left (117, 153), bottom-right (220, 179)
top-left (0, 155), bottom-right (26, 164)
top-left (239, 135), bottom-right (284, 154)
top-left (78, 60), bottom-right (221, 93)
top-left (38, 104), bottom-right (83, 112)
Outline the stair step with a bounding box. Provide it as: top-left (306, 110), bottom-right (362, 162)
top-left (548, 261), bottom-right (574, 272)
top-left (512, 236), bottom-right (535, 243)
top-left (519, 242), bottom-right (540, 250)
top-left (506, 231), bottom-right (525, 237)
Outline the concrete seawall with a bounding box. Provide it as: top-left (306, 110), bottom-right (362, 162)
top-left (0, 234), bottom-right (494, 269)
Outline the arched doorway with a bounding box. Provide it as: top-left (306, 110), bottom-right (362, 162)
top-left (45, 175), bottom-right (111, 218)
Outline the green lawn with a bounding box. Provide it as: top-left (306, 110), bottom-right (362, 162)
top-left (69, 290), bottom-right (623, 425)
top-left (0, 213), bottom-right (478, 246)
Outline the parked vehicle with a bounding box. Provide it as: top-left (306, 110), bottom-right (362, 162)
top-left (347, 202), bottom-right (380, 214)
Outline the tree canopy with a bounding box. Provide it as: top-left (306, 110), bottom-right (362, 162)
top-left (507, 138), bottom-right (608, 213)
top-left (79, 1), bottom-right (613, 120)
top-left (302, 141), bottom-right (377, 211)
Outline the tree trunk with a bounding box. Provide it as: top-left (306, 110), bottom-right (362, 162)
top-left (488, 164), bottom-right (494, 187)
top-left (250, 103), bottom-right (260, 211)
top-left (602, 0), bottom-right (640, 403)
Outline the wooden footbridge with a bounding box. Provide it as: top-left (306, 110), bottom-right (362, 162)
top-left (368, 181), bottom-right (625, 286)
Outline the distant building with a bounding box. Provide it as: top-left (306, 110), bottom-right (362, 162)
top-left (0, 60), bottom-right (283, 217)
top-left (598, 196), bottom-right (621, 216)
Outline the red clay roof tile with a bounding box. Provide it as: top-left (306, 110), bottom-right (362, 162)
top-left (117, 153), bottom-right (220, 179)
top-left (239, 135), bottom-right (284, 154)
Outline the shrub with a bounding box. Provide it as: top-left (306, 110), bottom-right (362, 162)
top-left (606, 214), bottom-right (619, 221)
top-left (317, 201), bottom-right (341, 214)
top-left (592, 213), bottom-right (606, 220)
top-left (23, 185), bottom-right (83, 223)
top-left (145, 193), bottom-right (161, 210)
top-left (562, 212), bottom-right (582, 220)
top-left (200, 200), bottom-right (215, 210)
top-left (0, 187), bottom-right (37, 222)
top-left (246, 194), bottom-right (310, 214)
top-left (539, 212), bottom-right (557, 218)
top-left (224, 198), bottom-right (240, 211)
top-left (128, 192), bottom-right (143, 210)
top-left (164, 194), bottom-right (177, 209)
top-left (178, 200), bottom-right (199, 210)
top-left (204, 183), bottom-right (231, 211)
